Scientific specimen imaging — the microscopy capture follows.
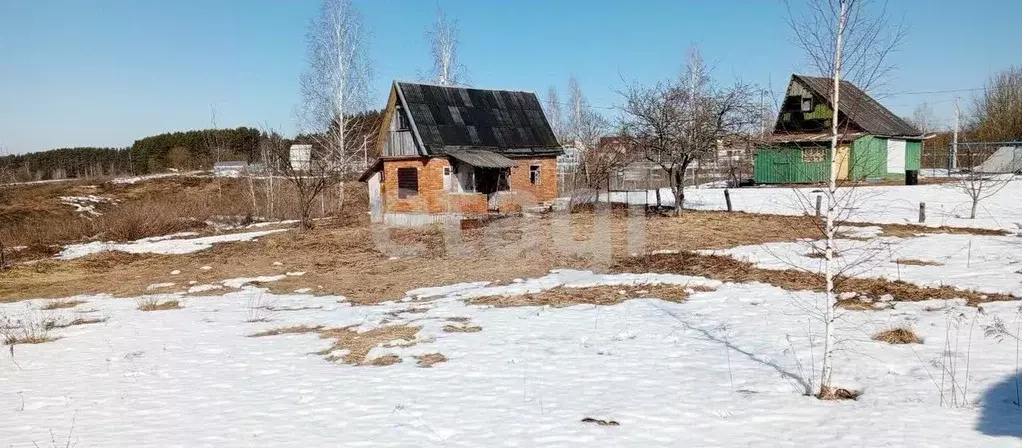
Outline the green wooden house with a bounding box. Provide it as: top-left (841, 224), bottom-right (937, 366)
top-left (754, 74), bottom-right (924, 184)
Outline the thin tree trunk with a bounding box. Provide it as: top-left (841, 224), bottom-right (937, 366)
top-left (819, 0), bottom-right (847, 399)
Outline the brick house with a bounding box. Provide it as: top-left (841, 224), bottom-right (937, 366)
top-left (359, 81), bottom-right (562, 226)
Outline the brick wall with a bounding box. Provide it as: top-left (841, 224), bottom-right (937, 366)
top-left (381, 156), bottom-right (559, 215)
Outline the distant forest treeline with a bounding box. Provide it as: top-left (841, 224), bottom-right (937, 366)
top-left (0, 110), bottom-right (385, 183)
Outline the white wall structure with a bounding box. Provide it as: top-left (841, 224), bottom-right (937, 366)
top-left (886, 139), bottom-right (906, 174)
top-left (290, 144), bottom-right (312, 171)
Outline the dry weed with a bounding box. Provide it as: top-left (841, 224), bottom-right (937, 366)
top-left (872, 327), bottom-right (922, 344)
top-left (471, 284), bottom-right (693, 308)
top-left (443, 324), bottom-right (482, 333)
top-left (41, 299), bottom-right (85, 310)
top-left (895, 258), bottom-right (943, 266)
top-left (136, 298), bottom-right (181, 311)
top-left (415, 352), bottom-right (448, 367)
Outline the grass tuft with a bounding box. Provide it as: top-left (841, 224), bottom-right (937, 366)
top-left (136, 298), bottom-right (181, 311)
top-left (872, 327), bottom-right (922, 344)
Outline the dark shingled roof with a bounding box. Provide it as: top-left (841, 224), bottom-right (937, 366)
top-left (395, 82), bottom-right (562, 157)
top-left (794, 75), bottom-right (922, 137)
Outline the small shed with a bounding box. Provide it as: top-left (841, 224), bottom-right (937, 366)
top-left (755, 75), bottom-right (924, 184)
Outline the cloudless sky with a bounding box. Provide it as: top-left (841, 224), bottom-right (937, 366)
top-left (1, 0), bottom-right (1020, 154)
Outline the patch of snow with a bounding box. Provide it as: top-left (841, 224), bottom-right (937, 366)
top-left (3, 270), bottom-right (1021, 445)
top-left (222, 275), bottom-right (288, 289)
top-left (56, 229), bottom-right (288, 260)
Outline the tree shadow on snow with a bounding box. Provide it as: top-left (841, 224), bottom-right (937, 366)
top-left (977, 372), bottom-right (1022, 438)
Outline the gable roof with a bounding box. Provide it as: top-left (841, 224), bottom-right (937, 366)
top-left (394, 81), bottom-right (562, 157)
top-left (791, 74), bottom-right (922, 137)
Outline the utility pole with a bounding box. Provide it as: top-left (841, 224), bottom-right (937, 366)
top-left (951, 96), bottom-right (960, 172)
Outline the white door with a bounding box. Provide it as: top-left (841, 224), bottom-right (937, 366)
top-left (886, 139), bottom-right (906, 174)
top-left (367, 172), bottom-right (383, 223)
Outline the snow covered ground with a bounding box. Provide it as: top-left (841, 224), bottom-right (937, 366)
top-left (595, 178), bottom-right (1022, 231)
top-left (707, 232), bottom-right (1022, 296)
top-left (56, 229), bottom-right (289, 260)
top-left (3, 270), bottom-right (1022, 446)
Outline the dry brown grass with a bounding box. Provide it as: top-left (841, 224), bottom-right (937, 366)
top-left (40, 299), bottom-right (85, 310)
top-left (817, 386), bottom-right (862, 400)
top-left (471, 284), bottom-right (696, 308)
top-left (442, 324), bottom-right (483, 333)
top-left (873, 327), bottom-right (922, 344)
top-left (895, 258), bottom-right (943, 266)
top-left (43, 316), bottom-right (107, 330)
top-left (415, 352), bottom-right (448, 367)
top-left (614, 252), bottom-right (1016, 306)
top-left (248, 325), bottom-right (323, 337)
top-left (136, 298), bottom-right (181, 311)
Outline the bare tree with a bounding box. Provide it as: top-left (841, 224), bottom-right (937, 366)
top-left (786, 0), bottom-right (905, 399)
top-left (426, 8), bottom-right (465, 86)
top-left (972, 66), bottom-right (1022, 142)
top-left (953, 144), bottom-right (1017, 219)
top-left (297, 0), bottom-right (373, 213)
top-left (619, 47), bottom-right (754, 213)
top-left (565, 77), bottom-right (615, 195)
top-left (545, 86), bottom-right (568, 145)
top-left (261, 132), bottom-right (334, 230)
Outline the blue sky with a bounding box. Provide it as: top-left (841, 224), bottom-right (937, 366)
top-left (1, 0), bottom-right (1019, 154)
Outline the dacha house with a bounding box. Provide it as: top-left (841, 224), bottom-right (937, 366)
top-left (359, 81), bottom-right (562, 226)
top-left (754, 74), bottom-right (925, 184)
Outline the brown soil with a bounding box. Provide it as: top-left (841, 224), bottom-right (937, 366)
top-left (613, 251), bottom-right (1016, 306)
top-left (471, 284), bottom-right (698, 308)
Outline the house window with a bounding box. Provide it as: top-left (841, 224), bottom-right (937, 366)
top-left (529, 165), bottom-right (541, 185)
top-left (801, 97), bottom-right (814, 112)
top-left (802, 148), bottom-right (826, 163)
top-left (397, 167), bottom-right (418, 198)
top-left (397, 108), bottom-right (409, 130)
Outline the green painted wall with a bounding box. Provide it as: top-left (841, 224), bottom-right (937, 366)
top-left (755, 136), bottom-right (923, 184)
top-left (754, 145), bottom-right (830, 183)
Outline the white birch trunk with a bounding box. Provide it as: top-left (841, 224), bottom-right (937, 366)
top-left (819, 0), bottom-right (848, 397)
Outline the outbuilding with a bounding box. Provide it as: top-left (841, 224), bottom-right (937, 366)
top-left (754, 74), bottom-right (925, 184)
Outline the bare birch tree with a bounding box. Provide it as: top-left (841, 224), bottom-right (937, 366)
top-left (297, 0), bottom-right (373, 214)
top-left (786, 0), bottom-right (905, 398)
top-left (426, 8), bottom-right (465, 86)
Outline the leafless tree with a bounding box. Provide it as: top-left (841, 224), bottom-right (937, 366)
top-left (952, 144), bottom-right (1017, 219)
top-left (785, 0), bottom-right (905, 399)
top-left (426, 7), bottom-right (465, 86)
top-left (545, 85), bottom-right (568, 145)
top-left (618, 47), bottom-right (755, 213)
top-left (565, 76), bottom-right (615, 196)
top-left (261, 132), bottom-right (334, 230)
top-left (972, 66), bottom-right (1022, 142)
top-left (297, 0), bottom-right (373, 213)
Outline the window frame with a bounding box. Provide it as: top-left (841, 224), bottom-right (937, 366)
top-left (396, 167), bottom-right (419, 198)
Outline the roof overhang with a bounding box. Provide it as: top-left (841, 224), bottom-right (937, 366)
top-left (446, 149), bottom-right (516, 168)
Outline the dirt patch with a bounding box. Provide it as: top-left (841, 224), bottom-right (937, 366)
top-left (614, 252), bottom-right (1016, 306)
top-left (136, 299), bottom-right (181, 311)
top-left (895, 258), bottom-right (943, 266)
top-left (873, 327), bottom-right (922, 344)
top-left (471, 284), bottom-right (698, 308)
top-left (415, 352), bottom-right (448, 367)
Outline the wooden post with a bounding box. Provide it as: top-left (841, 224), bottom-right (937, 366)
top-left (724, 188), bottom-right (733, 212)
top-left (815, 195), bottom-right (823, 218)
top-left (918, 202), bottom-right (926, 224)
